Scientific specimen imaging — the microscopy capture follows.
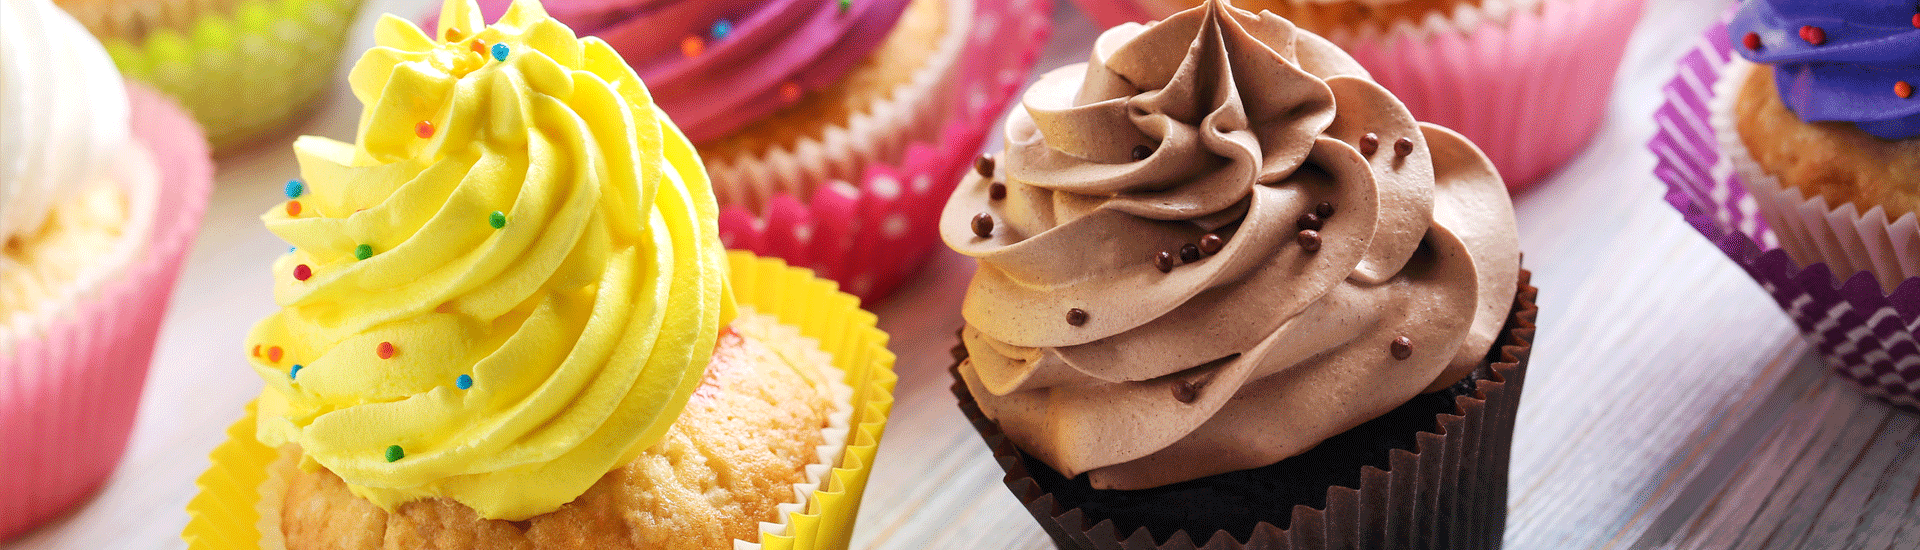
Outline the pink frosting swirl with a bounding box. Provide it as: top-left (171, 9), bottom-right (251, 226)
top-left (941, 0), bottom-right (1519, 490)
top-left (429, 0), bottom-right (910, 144)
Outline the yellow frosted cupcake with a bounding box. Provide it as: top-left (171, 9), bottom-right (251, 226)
top-left (181, 1), bottom-right (896, 548)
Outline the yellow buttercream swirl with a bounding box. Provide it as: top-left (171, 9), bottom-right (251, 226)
top-left (245, 0), bottom-right (732, 521)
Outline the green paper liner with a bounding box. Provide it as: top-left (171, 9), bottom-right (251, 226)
top-left (69, 0), bottom-right (367, 152)
top-left (954, 270), bottom-right (1538, 550)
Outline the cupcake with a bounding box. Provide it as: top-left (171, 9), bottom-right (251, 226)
top-left (179, 1), bottom-right (896, 548)
top-left (1068, 0), bottom-right (1648, 191)
top-left (52, 0), bottom-right (368, 152)
top-left (427, 0), bottom-right (1053, 302)
top-left (1653, 3), bottom-right (1919, 409)
top-left (0, 0), bottom-right (214, 539)
top-left (943, 1), bottom-right (1535, 547)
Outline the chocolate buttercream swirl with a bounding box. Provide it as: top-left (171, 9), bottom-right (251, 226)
top-left (940, 0), bottom-right (1519, 490)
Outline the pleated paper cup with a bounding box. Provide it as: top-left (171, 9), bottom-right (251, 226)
top-left (0, 83), bottom-right (214, 540)
top-left (1651, 21), bottom-right (1920, 410)
top-left (59, 0), bottom-right (367, 152)
top-left (708, 0), bottom-right (1051, 304)
top-left (1069, 0), bottom-right (1646, 191)
top-left (182, 252), bottom-right (899, 550)
top-left (955, 272), bottom-right (1538, 549)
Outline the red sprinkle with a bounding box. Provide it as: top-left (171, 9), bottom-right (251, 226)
top-left (779, 82), bottom-right (802, 102)
top-left (1913, 13), bottom-right (1919, 29)
top-left (1742, 32), bottom-right (1761, 51)
top-left (1799, 25), bottom-right (1826, 46)
top-left (293, 264), bottom-right (312, 281)
top-left (1898, 81), bottom-right (1914, 99)
top-left (415, 120), bottom-right (435, 139)
top-left (267, 346), bottom-right (283, 363)
top-left (286, 200), bottom-right (302, 216)
top-left (377, 341), bottom-right (395, 360)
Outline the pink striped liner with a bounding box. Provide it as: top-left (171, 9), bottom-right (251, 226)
top-left (0, 84), bottom-right (213, 540)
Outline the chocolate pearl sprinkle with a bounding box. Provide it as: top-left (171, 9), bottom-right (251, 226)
top-left (988, 182), bottom-right (1007, 201)
top-left (1298, 211), bottom-right (1323, 231)
top-left (1153, 251), bottom-right (1175, 273)
top-left (1066, 308), bottom-right (1089, 326)
top-left (1297, 229), bottom-right (1322, 253)
top-left (1390, 336), bottom-right (1414, 360)
top-left (1180, 243), bottom-right (1201, 263)
top-left (1316, 202), bottom-right (1335, 219)
top-left (1358, 132), bottom-right (1379, 156)
top-left (973, 153), bottom-right (995, 178)
top-left (971, 213), bottom-right (994, 238)
top-left (1173, 380), bottom-right (1201, 403)
top-left (1131, 144), bottom-right (1153, 161)
top-left (1198, 233), bottom-right (1224, 255)
top-left (1394, 136), bottom-right (1414, 157)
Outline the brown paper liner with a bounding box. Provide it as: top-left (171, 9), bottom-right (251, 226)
top-left (953, 270), bottom-right (1538, 550)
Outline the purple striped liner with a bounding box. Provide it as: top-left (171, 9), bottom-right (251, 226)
top-left (1650, 21), bottom-right (1920, 411)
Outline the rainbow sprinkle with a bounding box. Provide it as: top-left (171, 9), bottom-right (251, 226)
top-left (456, 374), bottom-right (473, 389)
top-left (385, 445), bottom-right (404, 462)
top-left (489, 211), bottom-right (507, 229)
top-left (290, 364), bottom-right (304, 380)
top-left (491, 43), bottom-right (509, 61)
top-left (284, 179), bottom-right (304, 199)
top-left (355, 244), bottom-right (373, 260)
top-left (712, 19), bottom-right (733, 40)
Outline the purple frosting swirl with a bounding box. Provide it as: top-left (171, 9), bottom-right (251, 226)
top-left (430, 0), bottom-right (911, 144)
top-left (1729, 0), bottom-right (1920, 140)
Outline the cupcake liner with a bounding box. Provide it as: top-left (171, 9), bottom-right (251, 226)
top-left (0, 83), bottom-right (213, 540)
top-left (1068, 0), bottom-right (1645, 191)
top-left (709, 0), bottom-right (1051, 303)
top-left (1709, 59), bottom-right (1920, 295)
top-left (1650, 21), bottom-right (1920, 410)
top-left (79, 0), bottom-right (366, 152)
top-left (955, 271), bottom-right (1538, 550)
top-left (182, 252), bottom-right (899, 550)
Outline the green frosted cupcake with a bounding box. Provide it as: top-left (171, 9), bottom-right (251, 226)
top-left (55, 0), bottom-right (365, 152)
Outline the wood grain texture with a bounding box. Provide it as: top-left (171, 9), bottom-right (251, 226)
top-left (5, 1), bottom-right (1915, 549)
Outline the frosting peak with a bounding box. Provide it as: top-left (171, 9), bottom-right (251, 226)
top-left (0, 0), bottom-right (131, 241)
top-left (944, 0), bottom-right (1517, 490)
top-left (249, 0), bottom-right (731, 521)
top-left (1730, 0), bottom-right (1920, 140)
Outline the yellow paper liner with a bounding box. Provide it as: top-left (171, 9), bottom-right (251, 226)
top-left (955, 271), bottom-right (1537, 549)
top-left (182, 252), bottom-right (898, 550)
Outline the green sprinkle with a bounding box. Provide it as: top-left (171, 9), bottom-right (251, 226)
top-left (489, 211), bottom-right (506, 229)
top-left (838, 0), bottom-right (851, 12)
top-left (354, 244), bottom-right (373, 260)
top-left (385, 445), bottom-right (404, 462)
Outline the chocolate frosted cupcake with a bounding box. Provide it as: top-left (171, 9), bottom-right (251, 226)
top-left (941, 1), bottom-right (1534, 547)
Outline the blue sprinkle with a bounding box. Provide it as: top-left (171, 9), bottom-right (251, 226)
top-left (456, 374), bottom-right (473, 389)
top-left (285, 179), bottom-right (304, 199)
top-left (289, 246), bottom-right (297, 253)
top-left (711, 19), bottom-right (733, 40)
top-left (290, 364), bottom-right (304, 380)
top-left (491, 43), bottom-right (508, 61)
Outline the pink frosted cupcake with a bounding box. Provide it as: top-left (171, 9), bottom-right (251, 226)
top-left (0, 0), bottom-right (213, 540)
top-left (429, 0), bottom-right (1053, 302)
top-left (1071, 0), bottom-right (1647, 191)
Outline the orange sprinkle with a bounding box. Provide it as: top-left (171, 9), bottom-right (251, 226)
top-left (286, 200), bottom-right (302, 216)
top-left (252, 344), bottom-right (262, 357)
top-left (444, 28), bottom-right (463, 42)
top-left (377, 341), bottom-right (395, 360)
top-left (416, 120), bottom-right (435, 139)
top-left (779, 82), bottom-right (802, 102)
top-left (681, 35), bottom-right (704, 58)
top-left (469, 40), bottom-right (487, 55)
top-left (267, 346), bottom-right (283, 363)
top-left (1898, 81), bottom-right (1914, 99)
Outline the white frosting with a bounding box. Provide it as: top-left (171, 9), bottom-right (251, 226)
top-left (0, 0), bottom-right (132, 242)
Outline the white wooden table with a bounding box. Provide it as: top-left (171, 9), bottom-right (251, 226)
top-left (7, 1), bottom-right (1916, 549)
